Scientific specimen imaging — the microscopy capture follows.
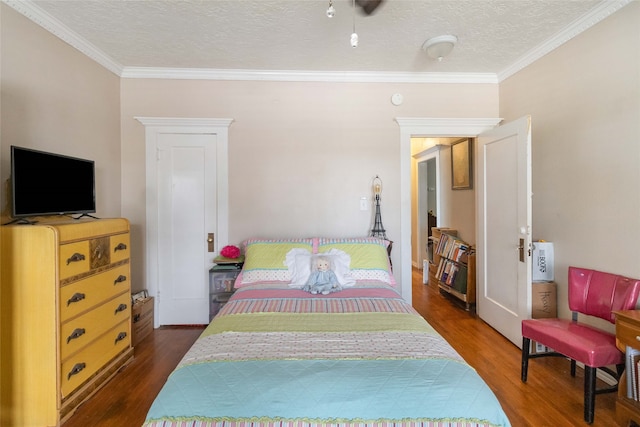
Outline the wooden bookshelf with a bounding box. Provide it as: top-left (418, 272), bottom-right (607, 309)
top-left (433, 232), bottom-right (476, 311)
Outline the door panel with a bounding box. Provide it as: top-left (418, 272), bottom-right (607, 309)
top-left (157, 133), bottom-right (217, 325)
top-left (477, 116), bottom-right (532, 347)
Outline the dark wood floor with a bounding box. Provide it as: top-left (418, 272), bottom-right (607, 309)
top-left (64, 269), bottom-right (618, 426)
top-left (63, 325), bottom-right (204, 427)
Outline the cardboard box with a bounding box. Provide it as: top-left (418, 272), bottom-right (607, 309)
top-left (132, 297), bottom-right (154, 346)
top-left (530, 340), bottom-right (554, 354)
top-left (532, 241), bottom-right (554, 281)
top-left (532, 281), bottom-right (557, 319)
top-left (528, 282), bottom-right (557, 354)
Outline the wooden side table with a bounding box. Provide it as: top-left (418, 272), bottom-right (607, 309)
top-left (615, 310), bottom-right (640, 426)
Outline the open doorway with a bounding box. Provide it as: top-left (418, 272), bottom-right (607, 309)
top-left (395, 118), bottom-right (501, 305)
top-left (411, 137), bottom-right (476, 276)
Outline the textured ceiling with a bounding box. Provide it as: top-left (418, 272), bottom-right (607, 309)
top-left (9, 0), bottom-right (629, 79)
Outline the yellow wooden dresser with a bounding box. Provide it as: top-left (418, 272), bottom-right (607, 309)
top-left (1, 218), bottom-right (134, 426)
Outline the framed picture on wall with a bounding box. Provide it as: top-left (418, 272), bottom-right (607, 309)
top-left (451, 138), bottom-right (473, 190)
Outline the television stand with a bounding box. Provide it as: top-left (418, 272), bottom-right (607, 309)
top-left (2, 218), bottom-right (39, 225)
top-left (73, 213), bottom-right (100, 220)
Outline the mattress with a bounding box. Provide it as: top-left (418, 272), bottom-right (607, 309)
top-left (142, 281), bottom-right (511, 427)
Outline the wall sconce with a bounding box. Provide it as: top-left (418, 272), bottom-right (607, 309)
top-left (370, 175), bottom-right (387, 239)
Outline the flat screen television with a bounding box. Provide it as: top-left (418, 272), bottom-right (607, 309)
top-left (11, 146), bottom-right (96, 218)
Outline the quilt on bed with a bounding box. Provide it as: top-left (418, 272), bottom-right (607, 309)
top-left (143, 282), bottom-right (510, 427)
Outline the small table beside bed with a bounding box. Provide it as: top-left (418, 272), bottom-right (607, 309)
top-left (142, 237), bottom-right (511, 427)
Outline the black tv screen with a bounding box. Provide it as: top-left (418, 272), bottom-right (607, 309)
top-left (11, 146), bottom-right (96, 218)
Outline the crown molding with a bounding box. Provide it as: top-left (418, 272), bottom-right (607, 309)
top-left (6, 0), bottom-right (629, 84)
top-left (3, 0), bottom-right (124, 76)
top-left (4, 0), bottom-right (493, 83)
top-left (497, 0), bottom-right (633, 82)
top-left (121, 67), bottom-right (498, 84)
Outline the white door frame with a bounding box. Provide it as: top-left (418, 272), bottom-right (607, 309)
top-left (136, 117), bottom-right (234, 327)
top-left (396, 118), bottom-right (502, 305)
top-left (413, 145), bottom-right (443, 270)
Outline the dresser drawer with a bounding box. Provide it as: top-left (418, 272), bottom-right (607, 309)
top-left (60, 319), bottom-right (131, 397)
top-left (616, 315), bottom-right (640, 349)
top-left (110, 233), bottom-right (130, 264)
top-left (60, 264), bottom-right (130, 322)
top-left (60, 292), bottom-right (131, 359)
top-left (59, 241), bottom-right (91, 280)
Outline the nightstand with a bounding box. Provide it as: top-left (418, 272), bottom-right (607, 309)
top-left (209, 264), bottom-right (242, 321)
top-left (615, 310), bottom-right (640, 426)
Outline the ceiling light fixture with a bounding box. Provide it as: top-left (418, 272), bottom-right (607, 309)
top-left (326, 0), bottom-right (335, 18)
top-left (350, 0), bottom-right (358, 48)
top-left (422, 35), bottom-right (457, 61)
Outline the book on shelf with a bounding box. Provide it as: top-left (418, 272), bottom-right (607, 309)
top-left (626, 346), bottom-right (640, 400)
top-left (436, 259), bottom-right (457, 285)
top-left (436, 233), bottom-right (470, 262)
top-left (637, 358), bottom-right (640, 402)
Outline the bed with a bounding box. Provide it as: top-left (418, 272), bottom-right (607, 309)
top-left (142, 237), bottom-right (511, 427)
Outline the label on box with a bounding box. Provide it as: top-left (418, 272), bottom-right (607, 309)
top-left (532, 242), bottom-right (554, 281)
top-left (531, 281), bottom-right (557, 318)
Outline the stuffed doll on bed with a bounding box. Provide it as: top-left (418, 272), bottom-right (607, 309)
top-left (302, 255), bottom-right (342, 295)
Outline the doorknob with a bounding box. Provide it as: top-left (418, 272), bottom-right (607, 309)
top-left (207, 233), bottom-right (214, 252)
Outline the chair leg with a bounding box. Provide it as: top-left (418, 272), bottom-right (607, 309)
top-left (571, 359), bottom-right (577, 377)
top-left (617, 363), bottom-right (625, 380)
top-left (584, 366), bottom-right (596, 424)
top-left (521, 337), bottom-right (530, 382)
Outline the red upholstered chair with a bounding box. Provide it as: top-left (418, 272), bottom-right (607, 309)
top-left (521, 267), bottom-right (640, 424)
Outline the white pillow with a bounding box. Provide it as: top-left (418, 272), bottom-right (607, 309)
top-left (285, 248), bottom-right (313, 288)
top-left (286, 248), bottom-right (355, 288)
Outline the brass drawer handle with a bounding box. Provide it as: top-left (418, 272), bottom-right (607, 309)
top-left (114, 243), bottom-right (127, 252)
top-left (67, 362), bottom-right (86, 380)
top-left (67, 292), bottom-right (86, 306)
top-left (66, 253), bottom-right (86, 265)
top-left (636, 336), bottom-right (640, 341)
top-left (133, 313), bottom-right (141, 323)
top-left (115, 303), bottom-right (128, 315)
top-left (115, 331), bottom-right (127, 344)
top-left (67, 328), bottom-right (86, 344)
top-left (114, 275), bottom-right (127, 285)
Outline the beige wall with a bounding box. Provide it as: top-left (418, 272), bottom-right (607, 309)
top-left (121, 80), bottom-right (497, 293)
top-left (500, 1), bottom-right (640, 327)
top-left (0, 5), bottom-right (121, 222)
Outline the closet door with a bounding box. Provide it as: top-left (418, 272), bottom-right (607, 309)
top-left (156, 133), bottom-right (218, 325)
top-left (140, 117), bottom-right (232, 326)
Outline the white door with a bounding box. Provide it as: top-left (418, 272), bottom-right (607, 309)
top-left (476, 116), bottom-right (532, 347)
top-left (138, 117), bottom-right (232, 327)
top-left (157, 133), bottom-right (217, 325)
